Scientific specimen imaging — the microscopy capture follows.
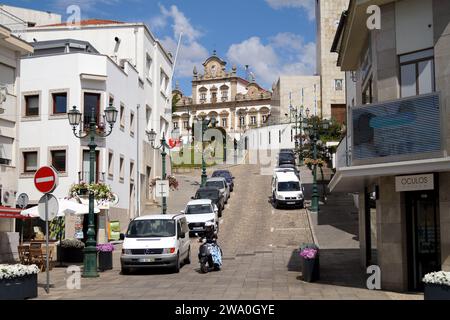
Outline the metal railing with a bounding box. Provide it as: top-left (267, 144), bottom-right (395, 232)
top-left (351, 92), bottom-right (442, 165)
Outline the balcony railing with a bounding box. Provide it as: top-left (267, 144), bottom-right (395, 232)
top-left (351, 92), bottom-right (442, 165)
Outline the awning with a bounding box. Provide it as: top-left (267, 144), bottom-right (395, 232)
top-left (0, 206), bottom-right (28, 219)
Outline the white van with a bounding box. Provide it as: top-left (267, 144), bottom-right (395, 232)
top-left (120, 214), bottom-right (190, 274)
top-left (272, 171), bottom-right (305, 209)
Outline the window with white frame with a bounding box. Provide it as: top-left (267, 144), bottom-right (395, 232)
top-left (222, 117), bottom-right (228, 128)
top-left (250, 116), bottom-right (257, 126)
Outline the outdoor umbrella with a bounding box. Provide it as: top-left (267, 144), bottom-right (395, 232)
top-left (21, 199), bottom-right (101, 267)
top-left (21, 198), bottom-right (100, 218)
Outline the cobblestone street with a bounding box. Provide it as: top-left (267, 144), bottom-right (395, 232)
top-left (35, 164), bottom-right (422, 300)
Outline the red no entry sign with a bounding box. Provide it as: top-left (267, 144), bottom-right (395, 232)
top-left (34, 166), bottom-right (58, 194)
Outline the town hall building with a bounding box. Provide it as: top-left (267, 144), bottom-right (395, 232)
top-left (172, 52), bottom-right (272, 144)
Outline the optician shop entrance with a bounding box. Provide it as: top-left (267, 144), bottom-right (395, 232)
top-left (397, 174), bottom-right (441, 291)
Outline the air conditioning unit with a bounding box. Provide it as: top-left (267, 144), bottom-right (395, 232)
top-left (0, 188), bottom-right (16, 207)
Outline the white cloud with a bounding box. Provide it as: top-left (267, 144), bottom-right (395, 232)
top-left (226, 32), bottom-right (316, 88)
top-left (150, 5), bottom-right (209, 80)
top-left (265, 0), bottom-right (315, 20)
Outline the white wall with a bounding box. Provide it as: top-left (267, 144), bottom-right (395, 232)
top-left (18, 53), bottom-right (144, 219)
top-left (395, 0), bottom-right (434, 55)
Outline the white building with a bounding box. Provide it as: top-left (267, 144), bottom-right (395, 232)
top-left (0, 24), bottom-right (33, 262)
top-left (17, 18), bottom-right (173, 236)
top-left (0, 4), bottom-right (61, 30)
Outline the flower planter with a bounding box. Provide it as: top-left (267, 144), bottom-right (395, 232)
top-left (424, 283), bottom-right (450, 300)
top-left (0, 274), bottom-right (38, 300)
top-left (57, 246), bottom-right (84, 264)
top-left (302, 256), bottom-right (320, 283)
top-left (98, 251), bottom-right (113, 271)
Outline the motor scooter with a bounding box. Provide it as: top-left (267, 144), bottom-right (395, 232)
top-left (198, 237), bottom-right (223, 273)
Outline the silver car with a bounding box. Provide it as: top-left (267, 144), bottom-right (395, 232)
top-left (205, 177), bottom-right (230, 204)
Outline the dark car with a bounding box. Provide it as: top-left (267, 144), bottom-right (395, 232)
top-left (211, 170), bottom-right (235, 192)
top-left (193, 187), bottom-right (225, 217)
top-left (278, 153), bottom-right (296, 166)
top-left (279, 149), bottom-right (295, 156)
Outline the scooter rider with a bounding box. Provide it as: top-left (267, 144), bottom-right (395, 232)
top-left (199, 221), bottom-right (217, 244)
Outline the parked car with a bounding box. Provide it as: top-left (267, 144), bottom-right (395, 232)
top-left (120, 214), bottom-right (191, 274)
top-left (278, 153), bottom-right (296, 166)
top-left (205, 177), bottom-right (230, 203)
top-left (276, 164), bottom-right (300, 179)
top-left (181, 199), bottom-right (219, 236)
top-left (193, 187), bottom-right (225, 217)
top-left (272, 171), bottom-right (305, 209)
top-left (279, 149), bottom-right (295, 156)
top-left (211, 170), bottom-right (235, 192)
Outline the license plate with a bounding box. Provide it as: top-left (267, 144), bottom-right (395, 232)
top-left (193, 227), bottom-right (203, 231)
top-left (287, 202), bottom-right (296, 205)
top-left (140, 258), bottom-right (155, 263)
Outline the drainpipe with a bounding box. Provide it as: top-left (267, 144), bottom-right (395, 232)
top-left (136, 104), bottom-right (141, 217)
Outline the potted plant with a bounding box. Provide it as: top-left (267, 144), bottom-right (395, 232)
top-left (97, 243), bottom-right (115, 272)
top-left (58, 239), bottom-right (85, 264)
top-left (423, 271), bottom-right (450, 300)
top-left (0, 264), bottom-right (39, 300)
top-left (299, 243), bottom-right (320, 282)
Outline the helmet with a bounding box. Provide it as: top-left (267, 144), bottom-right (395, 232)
top-left (204, 221), bottom-right (215, 232)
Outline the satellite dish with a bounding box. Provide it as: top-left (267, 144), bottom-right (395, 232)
top-left (111, 193), bottom-right (119, 207)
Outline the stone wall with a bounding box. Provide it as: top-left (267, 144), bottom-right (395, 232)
top-left (377, 176), bottom-right (408, 292)
top-left (0, 232), bottom-right (19, 263)
top-left (317, 0), bottom-right (349, 118)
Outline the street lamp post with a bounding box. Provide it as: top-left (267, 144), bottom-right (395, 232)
top-left (287, 106), bottom-right (306, 166)
top-left (67, 103), bottom-right (118, 278)
top-left (305, 116), bottom-right (329, 213)
top-left (197, 116), bottom-right (217, 187)
top-left (147, 128), bottom-right (180, 214)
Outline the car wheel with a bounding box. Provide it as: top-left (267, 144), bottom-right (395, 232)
top-left (185, 247), bottom-right (191, 265)
top-left (173, 253), bottom-right (180, 273)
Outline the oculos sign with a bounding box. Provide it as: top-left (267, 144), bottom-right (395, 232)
top-left (395, 174), bottom-right (434, 192)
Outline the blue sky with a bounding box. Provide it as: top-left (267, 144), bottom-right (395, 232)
top-left (3, 0), bottom-right (317, 95)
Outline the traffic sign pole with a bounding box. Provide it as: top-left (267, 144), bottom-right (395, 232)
top-left (45, 194), bottom-right (50, 294)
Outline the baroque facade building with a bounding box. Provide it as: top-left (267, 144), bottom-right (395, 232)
top-left (172, 52), bottom-right (272, 143)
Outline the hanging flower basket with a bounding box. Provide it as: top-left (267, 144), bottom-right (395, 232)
top-left (0, 264), bottom-right (39, 300)
top-left (149, 176), bottom-right (179, 192)
top-left (304, 158), bottom-right (326, 170)
top-left (69, 182), bottom-right (116, 202)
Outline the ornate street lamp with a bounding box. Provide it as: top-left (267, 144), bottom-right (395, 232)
top-left (197, 115), bottom-right (217, 186)
top-left (304, 117), bottom-right (330, 213)
top-left (67, 103), bottom-right (118, 278)
top-left (288, 106), bottom-right (306, 166)
top-left (147, 128), bottom-right (179, 214)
